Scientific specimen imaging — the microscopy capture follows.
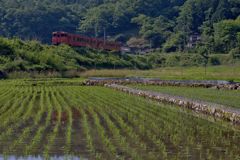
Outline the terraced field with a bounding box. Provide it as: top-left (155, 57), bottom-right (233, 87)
top-left (0, 80), bottom-right (239, 160)
top-left (129, 85), bottom-right (240, 109)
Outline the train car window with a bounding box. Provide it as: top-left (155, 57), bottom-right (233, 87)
top-left (82, 39), bottom-right (86, 43)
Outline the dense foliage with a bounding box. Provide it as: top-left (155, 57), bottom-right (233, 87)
top-left (0, 0), bottom-right (239, 77)
top-left (0, 37), bottom-right (157, 78)
top-left (0, 0), bottom-right (239, 53)
top-left (0, 36), bottom-right (239, 78)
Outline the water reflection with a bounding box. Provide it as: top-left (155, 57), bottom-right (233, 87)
top-left (0, 155), bottom-right (88, 160)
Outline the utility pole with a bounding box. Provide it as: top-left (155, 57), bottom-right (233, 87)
top-left (104, 27), bottom-right (106, 45)
top-left (95, 23), bottom-right (98, 37)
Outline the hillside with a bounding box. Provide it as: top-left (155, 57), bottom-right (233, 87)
top-left (0, 37), bottom-right (239, 78)
top-left (0, 0), bottom-right (239, 54)
top-left (0, 37), bottom-right (151, 75)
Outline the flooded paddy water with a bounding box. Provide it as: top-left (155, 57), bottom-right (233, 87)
top-left (0, 155), bottom-right (87, 160)
top-left (0, 80), bottom-right (239, 159)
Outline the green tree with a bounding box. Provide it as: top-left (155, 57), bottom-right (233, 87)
top-left (214, 18), bottom-right (240, 52)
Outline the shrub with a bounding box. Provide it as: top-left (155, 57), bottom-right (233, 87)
top-left (165, 55), bottom-right (180, 66)
top-left (229, 47), bottom-right (240, 59)
top-left (208, 56), bottom-right (221, 65)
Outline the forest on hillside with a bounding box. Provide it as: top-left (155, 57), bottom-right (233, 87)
top-left (0, 36), bottom-right (239, 79)
top-left (0, 0), bottom-right (240, 54)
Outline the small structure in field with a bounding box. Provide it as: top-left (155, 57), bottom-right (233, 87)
top-left (187, 33), bottom-right (201, 48)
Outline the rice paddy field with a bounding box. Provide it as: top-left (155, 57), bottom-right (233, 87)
top-left (80, 65), bottom-right (240, 82)
top-left (129, 85), bottom-right (240, 109)
top-left (0, 79), bottom-right (240, 160)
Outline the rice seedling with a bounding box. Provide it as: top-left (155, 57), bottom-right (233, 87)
top-left (0, 80), bottom-right (239, 160)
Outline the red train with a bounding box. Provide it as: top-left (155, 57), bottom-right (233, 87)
top-left (52, 31), bottom-right (121, 52)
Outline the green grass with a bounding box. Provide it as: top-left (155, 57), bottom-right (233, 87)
top-left (81, 64), bottom-right (240, 81)
top-left (0, 79), bottom-right (239, 159)
top-left (129, 85), bottom-right (240, 109)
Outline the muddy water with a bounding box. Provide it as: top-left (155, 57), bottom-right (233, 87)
top-left (0, 155), bottom-right (87, 160)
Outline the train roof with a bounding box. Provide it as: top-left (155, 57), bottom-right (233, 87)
top-left (52, 31), bottom-right (120, 45)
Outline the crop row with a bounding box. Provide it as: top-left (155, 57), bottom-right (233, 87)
top-left (0, 85), bottom-right (239, 160)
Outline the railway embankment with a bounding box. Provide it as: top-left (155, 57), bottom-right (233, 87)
top-left (104, 84), bottom-right (240, 125)
top-left (86, 77), bottom-right (240, 90)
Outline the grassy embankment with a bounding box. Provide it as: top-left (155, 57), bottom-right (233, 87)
top-left (129, 85), bottom-right (240, 109)
top-left (80, 64), bottom-right (240, 81)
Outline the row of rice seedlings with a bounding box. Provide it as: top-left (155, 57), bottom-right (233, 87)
top-left (96, 88), bottom-right (191, 140)
top-left (62, 86), bottom-right (125, 159)
top-left (75, 89), bottom-right (158, 140)
top-left (69, 88), bottom-right (139, 160)
top-left (0, 86), bottom-right (10, 95)
top-left (78, 90), bottom-right (145, 159)
top-left (45, 87), bottom-right (54, 127)
top-left (25, 87), bottom-right (53, 154)
top-left (0, 87), bottom-right (33, 133)
top-left (33, 86), bottom-right (47, 125)
top-left (66, 87), bottom-right (150, 159)
top-left (2, 87), bottom-right (36, 128)
top-left (0, 86), bottom-right (33, 119)
top-left (43, 87), bottom-right (62, 159)
top-left (69, 87), bottom-right (165, 158)
top-left (76, 87), bottom-right (218, 159)
top-left (0, 84), bottom-right (235, 159)
top-left (81, 107), bottom-right (99, 159)
top-left (0, 84), bottom-right (234, 159)
top-left (65, 110), bottom-right (73, 154)
top-left (0, 86), bottom-right (28, 117)
top-left (66, 87), bottom-right (142, 160)
top-left (79, 87), bottom-right (176, 159)
top-left (88, 106), bottom-right (118, 159)
top-left (3, 127), bottom-right (31, 155)
top-left (58, 87), bottom-right (103, 159)
top-left (20, 87), bottom-right (39, 122)
top-left (97, 87), bottom-right (240, 159)
top-left (91, 103), bottom-right (144, 160)
top-left (54, 88), bottom-right (73, 156)
top-left (0, 86), bottom-right (16, 107)
top-left (128, 101), bottom-right (239, 159)
top-left (2, 87), bottom-right (40, 155)
top-left (95, 88), bottom-right (197, 157)
top-left (18, 87), bottom-right (47, 153)
top-left (127, 95), bottom-right (236, 150)
top-left (118, 96), bottom-right (185, 147)
top-left (102, 104), bottom-right (168, 159)
top-left (14, 85), bottom-right (240, 159)
top-left (62, 88), bottom-right (117, 158)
